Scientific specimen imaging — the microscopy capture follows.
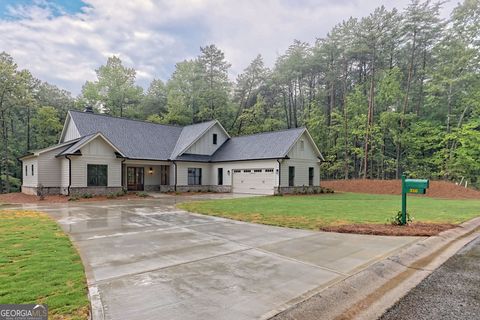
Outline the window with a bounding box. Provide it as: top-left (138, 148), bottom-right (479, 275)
top-left (213, 133), bottom-right (218, 145)
top-left (300, 140), bottom-right (305, 151)
top-left (25, 165), bottom-right (28, 176)
top-left (309, 167), bottom-right (314, 186)
top-left (217, 168), bottom-right (223, 185)
top-left (289, 166), bottom-right (295, 187)
top-left (265, 169), bottom-right (274, 173)
top-left (188, 168), bottom-right (202, 185)
top-left (87, 164), bottom-right (108, 186)
top-left (243, 169), bottom-right (251, 173)
top-left (233, 169), bottom-right (241, 173)
top-left (31, 164), bottom-right (34, 176)
top-left (254, 169), bottom-right (262, 172)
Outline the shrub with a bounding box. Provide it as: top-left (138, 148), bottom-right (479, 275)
top-left (37, 184), bottom-right (46, 200)
top-left (81, 193), bottom-right (93, 199)
top-left (106, 193), bottom-right (117, 199)
top-left (68, 195), bottom-right (79, 201)
top-left (389, 210), bottom-right (413, 225)
top-left (136, 191), bottom-right (148, 197)
top-left (175, 191), bottom-right (181, 195)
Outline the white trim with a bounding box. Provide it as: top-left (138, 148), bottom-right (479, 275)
top-left (177, 120), bottom-right (230, 157)
top-left (285, 128), bottom-right (324, 161)
top-left (67, 133), bottom-right (126, 157)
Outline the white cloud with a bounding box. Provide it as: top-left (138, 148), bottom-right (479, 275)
top-left (0, 0), bottom-right (457, 95)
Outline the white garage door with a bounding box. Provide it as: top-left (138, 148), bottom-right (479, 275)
top-left (232, 168), bottom-right (275, 195)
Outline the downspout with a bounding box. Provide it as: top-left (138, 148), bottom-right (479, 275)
top-left (276, 159), bottom-right (282, 194)
top-left (65, 155), bottom-right (72, 196)
top-left (120, 158), bottom-right (126, 191)
top-left (173, 161), bottom-right (177, 192)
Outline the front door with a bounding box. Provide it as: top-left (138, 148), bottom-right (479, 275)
top-left (127, 167), bottom-right (144, 191)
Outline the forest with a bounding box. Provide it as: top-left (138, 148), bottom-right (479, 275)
top-left (0, 0), bottom-right (479, 192)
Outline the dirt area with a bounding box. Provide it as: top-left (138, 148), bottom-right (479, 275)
top-left (320, 222), bottom-right (456, 237)
top-left (0, 192), bottom-right (149, 204)
top-left (321, 179), bottom-right (480, 199)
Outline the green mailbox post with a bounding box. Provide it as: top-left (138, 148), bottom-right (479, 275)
top-left (401, 175), bottom-right (429, 225)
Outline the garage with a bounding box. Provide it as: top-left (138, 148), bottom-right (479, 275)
top-left (232, 168), bottom-right (275, 195)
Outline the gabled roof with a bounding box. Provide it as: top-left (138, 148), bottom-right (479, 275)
top-left (61, 111), bottom-right (322, 163)
top-left (56, 132), bottom-right (125, 157)
top-left (211, 127), bottom-right (307, 162)
top-left (170, 120), bottom-right (218, 159)
top-left (18, 137), bottom-right (82, 160)
top-left (69, 111), bottom-right (183, 160)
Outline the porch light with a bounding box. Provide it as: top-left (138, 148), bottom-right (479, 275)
top-left (149, 167), bottom-right (153, 174)
top-left (227, 170), bottom-right (230, 175)
top-left (276, 169), bottom-right (279, 174)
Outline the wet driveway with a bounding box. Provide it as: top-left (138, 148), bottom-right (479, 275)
top-left (13, 195), bottom-right (420, 320)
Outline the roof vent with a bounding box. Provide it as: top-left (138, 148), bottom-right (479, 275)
top-left (84, 106), bottom-right (94, 113)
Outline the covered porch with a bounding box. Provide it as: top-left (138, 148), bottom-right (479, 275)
top-left (122, 160), bottom-right (174, 192)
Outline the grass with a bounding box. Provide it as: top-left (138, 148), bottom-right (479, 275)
top-left (0, 210), bottom-right (89, 320)
top-left (178, 193), bottom-right (480, 230)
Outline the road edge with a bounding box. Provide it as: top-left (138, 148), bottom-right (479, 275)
top-left (268, 217), bottom-right (480, 320)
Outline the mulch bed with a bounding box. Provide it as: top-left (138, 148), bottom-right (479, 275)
top-left (320, 222), bottom-right (457, 237)
top-left (321, 179), bottom-right (480, 199)
top-left (0, 192), bottom-right (149, 204)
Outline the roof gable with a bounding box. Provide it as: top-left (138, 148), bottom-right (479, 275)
top-left (211, 127), bottom-right (307, 162)
top-left (56, 132), bottom-right (125, 157)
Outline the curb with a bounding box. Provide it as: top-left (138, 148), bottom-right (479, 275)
top-left (269, 217), bottom-right (480, 320)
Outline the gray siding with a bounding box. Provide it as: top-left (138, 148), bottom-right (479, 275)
top-left (176, 162), bottom-right (211, 185)
top-left (22, 157), bottom-right (38, 187)
top-left (37, 148), bottom-right (63, 187)
top-left (70, 137), bottom-right (122, 187)
top-left (280, 132), bottom-right (321, 187)
top-left (184, 123), bottom-right (228, 155)
top-left (62, 117), bottom-right (80, 142)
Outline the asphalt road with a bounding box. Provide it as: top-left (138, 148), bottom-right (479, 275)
top-left (380, 235), bottom-right (480, 320)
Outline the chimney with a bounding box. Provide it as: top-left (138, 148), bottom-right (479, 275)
top-left (84, 106), bottom-right (94, 113)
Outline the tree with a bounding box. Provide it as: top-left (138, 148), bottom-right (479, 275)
top-left (31, 106), bottom-right (63, 148)
top-left (81, 56), bottom-right (143, 116)
top-left (197, 45), bottom-right (232, 123)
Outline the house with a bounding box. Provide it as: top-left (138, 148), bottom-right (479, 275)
top-left (20, 109), bottom-right (324, 196)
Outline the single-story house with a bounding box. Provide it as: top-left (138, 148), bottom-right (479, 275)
top-left (20, 109), bottom-right (324, 196)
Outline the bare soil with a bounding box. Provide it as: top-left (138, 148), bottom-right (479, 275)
top-left (321, 179), bottom-right (480, 200)
top-left (0, 192), bottom-right (149, 204)
top-left (320, 222), bottom-right (456, 237)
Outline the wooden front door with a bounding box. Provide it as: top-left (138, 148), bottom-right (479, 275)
top-left (127, 167), bottom-right (144, 191)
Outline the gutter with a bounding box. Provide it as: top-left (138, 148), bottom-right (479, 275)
top-left (65, 155), bottom-right (72, 196)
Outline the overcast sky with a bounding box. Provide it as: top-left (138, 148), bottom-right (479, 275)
top-left (0, 0), bottom-right (458, 95)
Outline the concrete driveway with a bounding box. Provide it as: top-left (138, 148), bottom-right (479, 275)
top-left (23, 195), bottom-right (419, 320)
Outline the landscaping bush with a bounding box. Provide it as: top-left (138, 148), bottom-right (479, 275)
top-left (81, 193), bottom-right (93, 199)
top-left (136, 191), bottom-right (148, 197)
top-left (389, 210), bottom-right (413, 225)
top-left (106, 193), bottom-right (117, 199)
top-left (37, 183), bottom-right (46, 200)
top-left (68, 195), bottom-right (79, 201)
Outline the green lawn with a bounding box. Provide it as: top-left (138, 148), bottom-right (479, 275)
top-left (0, 210), bottom-right (89, 320)
top-left (178, 193), bottom-right (480, 230)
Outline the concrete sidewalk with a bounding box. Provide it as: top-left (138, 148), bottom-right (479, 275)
top-left (17, 195), bottom-right (420, 320)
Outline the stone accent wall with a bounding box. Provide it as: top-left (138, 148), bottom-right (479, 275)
top-left (275, 186), bottom-right (333, 195)
top-left (69, 186), bottom-right (123, 196)
top-left (175, 185), bottom-right (232, 193)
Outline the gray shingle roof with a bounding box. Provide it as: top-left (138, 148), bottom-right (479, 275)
top-left (67, 111), bottom-right (311, 162)
top-left (69, 111), bottom-right (183, 160)
top-left (57, 133), bottom-right (96, 156)
top-left (211, 127), bottom-right (306, 162)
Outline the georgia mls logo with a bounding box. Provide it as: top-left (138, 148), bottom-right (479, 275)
top-left (0, 304), bottom-right (48, 320)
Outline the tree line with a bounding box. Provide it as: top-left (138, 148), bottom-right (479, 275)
top-left (0, 0), bottom-right (479, 192)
